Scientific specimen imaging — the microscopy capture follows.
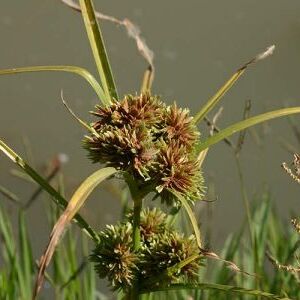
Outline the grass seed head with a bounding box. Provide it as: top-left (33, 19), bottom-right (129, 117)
top-left (141, 232), bottom-right (202, 285)
top-left (84, 93), bottom-right (205, 205)
top-left (90, 223), bottom-right (138, 291)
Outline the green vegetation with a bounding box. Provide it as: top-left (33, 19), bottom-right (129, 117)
top-left (0, 0), bottom-right (299, 299)
top-left (1, 182), bottom-right (299, 299)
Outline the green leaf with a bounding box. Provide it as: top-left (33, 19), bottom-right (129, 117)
top-left (0, 65), bottom-right (106, 105)
top-left (0, 204), bottom-right (16, 263)
top-left (139, 283), bottom-right (290, 299)
top-left (18, 212), bottom-right (33, 299)
top-left (194, 68), bottom-right (245, 124)
top-left (0, 204), bottom-right (18, 298)
top-left (33, 167), bottom-right (117, 300)
top-left (193, 45), bottom-right (275, 124)
top-left (0, 139), bottom-right (99, 242)
top-left (58, 167), bottom-right (116, 222)
top-left (79, 0), bottom-right (118, 103)
top-left (172, 192), bottom-right (202, 248)
top-left (197, 107), bottom-right (300, 152)
top-left (0, 184), bottom-right (20, 204)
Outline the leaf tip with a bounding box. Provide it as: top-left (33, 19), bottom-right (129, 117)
top-left (254, 44), bottom-right (276, 62)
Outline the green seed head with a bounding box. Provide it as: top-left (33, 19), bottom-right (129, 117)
top-left (90, 208), bottom-right (202, 291)
top-left (90, 223), bottom-right (138, 291)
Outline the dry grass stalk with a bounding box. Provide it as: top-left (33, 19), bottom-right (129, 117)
top-left (266, 251), bottom-right (300, 284)
top-left (282, 154), bottom-right (300, 184)
top-left (61, 0), bottom-right (154, 72)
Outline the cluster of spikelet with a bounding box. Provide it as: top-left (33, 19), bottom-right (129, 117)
top-left (84, 94), bottom-right (205, 205)
top-left (90, 208), bottom-right (202, 291)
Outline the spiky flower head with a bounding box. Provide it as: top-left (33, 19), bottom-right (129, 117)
top-left (156, 141), bottom-right (205, 205)
top-left (84, 93), bottom-right (205, 205)
top-left (141, 232), bottom-right (201, 286)
top-left (92, 94), bottom-right (164, 130)
top-left (162, 104), bottom-right (199, 147)
top-left (90, 223), bottom-right (138, 291)
top-left (84, 125), bottom-right (157, 179)
top-left (90, 208), bottom-right (202, 291)
top-left (126, 207), bottom-right (169, 242)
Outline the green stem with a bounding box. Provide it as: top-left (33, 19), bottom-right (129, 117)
top-left (79, 0), bottom-right (118, 103)
top-left (234, 156), bottom-right (259, 294)
top-left (129, 196), bottom-right (142, 300)
top-left (133, 196), bottom-right (142, 251)
top-left (124, 173), bottom-right (144, 251)
top-left (123, 173), bottom-right (144, 300)
top-left (235, 153), bottom-right (263, 297)
top-left (234, 156), bottom-right (253, 242)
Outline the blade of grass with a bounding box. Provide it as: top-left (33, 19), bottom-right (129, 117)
top-left (63, 232), bottom-right (81, 298)
top-left (0, 204), bottom-right (18, 298)
top-left (0, 65), bottom-right (106, 105)
top-left (62, 0), bottom-right (155, 91)
top-left (0, 185), bottom-right (20, 204)
top-left (139, 283), bottom-right (290, 300)
top-left (141, 253), bottom-right (201, 288)
top-left (235, 99), bottom-right (252, 155)
top-left (18, 211), bottom-right (34, 300)
top-left (21, 136), bottom-right (36, 167)
top-left (0, 204), bottom-right (16, 264)
top-left (82, 238), bottom-right (96, 299)
top-left (203, 116), bottom-right (235, 148)
top-left (60, 259), bottom-right (87, 290)
top-left (49, 205), bottom-right (67, 294)
top-left (253, 195), bottom-right (271, 269)
top-left (24, 154), bottom-right (64, 210)
top-left (172, 192), bottom-right (202, 248)
top-left (197, 107), bottom-right (300, 152)
top-left (197, 149), bottom-right (208, 166)
top-left (10, 169), bottom-right (36, 184)
top-left (287, 115), bottom-right (300, 144)
top-left (60, 90), bottom-right (100, 136)
top-left (57, 175), bottom-right (81, 298)
top-left (33, 167), bottom-right (116, 300)
top-left (194, 45), bottom-right (275, 124)
top-left (79, 0), bottom-right (118, 103)
top-left (0, 139), bottom-right (99, 242)
top-left (211, 229), bottom-right (245, 284)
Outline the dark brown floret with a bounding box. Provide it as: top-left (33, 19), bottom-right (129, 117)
top-left (84, 125), bottom-right (157, 178)
top-left (163, 104), bottom-right (199, 147)
top-left (92, 94), bottom-right (165, 130)
top-left (156, 141), bottom-right (204, 202)
top-left (84, 94), bottom-right (205, 204)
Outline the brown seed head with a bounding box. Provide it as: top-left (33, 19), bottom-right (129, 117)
top-left (156, 141), bottom-right (205, 203)
top-left (163, 104), bottom-right (199, 147)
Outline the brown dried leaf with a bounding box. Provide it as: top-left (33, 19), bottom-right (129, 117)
top-left (61, 0), bottom-right (154, 71)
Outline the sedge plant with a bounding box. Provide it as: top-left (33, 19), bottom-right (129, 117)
top-left (1, 0), bottom-right (300, 299)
